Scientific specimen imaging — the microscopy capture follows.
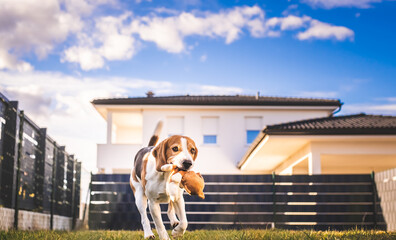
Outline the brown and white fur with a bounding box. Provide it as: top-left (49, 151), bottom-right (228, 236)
top-left (130, 122), bottom-right (198, 240)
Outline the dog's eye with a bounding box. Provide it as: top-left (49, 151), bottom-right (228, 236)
top-left (172, 146), bottom-right (179, 152)
top-left (191, 148), bottom-right (196, 154)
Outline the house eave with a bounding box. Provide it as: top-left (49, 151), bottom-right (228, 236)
top-left (265, 129), bottom-right (396, 135)
top-left (238, 133), bottom-right (396, 171)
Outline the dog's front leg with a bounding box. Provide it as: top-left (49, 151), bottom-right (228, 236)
top-left (167, 201), bottom-right (179, 229)
top-left (172, 192), bottom-right (188, 238)
top-left (148, 200), bottom-right (169, 240)
top-left (131, 179), bottom-right (154, 239)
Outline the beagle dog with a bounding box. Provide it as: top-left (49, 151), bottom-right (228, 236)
top-left (130, 122), bottom-right (198, 240)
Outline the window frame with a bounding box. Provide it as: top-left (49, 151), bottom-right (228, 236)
top-left (202, 116), bottom-right (219, 145)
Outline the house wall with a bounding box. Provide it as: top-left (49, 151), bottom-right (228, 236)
top-left (140, 108), bottom-right (332, 174)
top-left (285, 140), bottom-right (396, 174)
top-left (312, 141), bottom-right (396, 174)
top-left (97, 144), bottom-right (142, 172)
top-left (97, 106), bottom-right (333, 173)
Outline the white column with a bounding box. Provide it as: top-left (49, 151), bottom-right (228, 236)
top-left (308, 152), bottom-right (321, 175)
top-left (107, 111), bottom-right (113, 144)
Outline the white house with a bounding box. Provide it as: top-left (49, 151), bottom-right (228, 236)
top-left (92, 94), bottom-right (341, 174)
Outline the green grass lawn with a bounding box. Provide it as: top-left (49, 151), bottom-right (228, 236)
top-left (1, 229), bottom-right (395, 240)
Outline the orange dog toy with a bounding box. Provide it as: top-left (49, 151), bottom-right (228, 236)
top-left (167, 165), bottom-right (205, 199)
top-left (175, 168), bottom-right (205, 199)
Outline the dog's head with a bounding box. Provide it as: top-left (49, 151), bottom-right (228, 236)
top-left (153, 135), bottom-right (198, 172)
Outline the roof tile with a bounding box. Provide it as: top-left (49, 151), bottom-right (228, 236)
top-left (265, 114), bottom-right (396, 135)
top-left (92, 95), bottom-right (342, 107)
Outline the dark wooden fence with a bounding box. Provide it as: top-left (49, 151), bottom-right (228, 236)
top-left (0, 93), bottom-right (81, 229)
top-left (89, 173), bottom-right (385, 230)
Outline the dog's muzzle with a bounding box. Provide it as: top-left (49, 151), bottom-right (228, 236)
top-left (181, 160), bottom-right (193, 170)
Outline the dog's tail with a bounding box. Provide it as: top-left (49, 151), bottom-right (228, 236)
top-left (148, 120), bottom-right (163, 146)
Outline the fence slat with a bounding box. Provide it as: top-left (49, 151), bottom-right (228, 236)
top-left (89, 173), bottom-right (386, 231)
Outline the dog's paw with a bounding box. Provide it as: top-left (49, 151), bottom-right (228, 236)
top-left (171, 225), bottom-right (186, 238)
top-left (171, 221), bottom-right (179, 229)
top-left (171, 230), bottom-right (184, 238)
top-left (161, 164), bottom-right (174, 172)
top-left (145, 234), bottom-right (155, 239)
top-left (171, 173), bottom-right (182, 183)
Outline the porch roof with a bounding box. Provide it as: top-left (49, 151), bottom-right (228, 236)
top-left (238, 114), bottom-right (396, 171)
top-left (265, 114), bottom-right (396, 135)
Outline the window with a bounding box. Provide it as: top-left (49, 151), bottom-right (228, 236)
top-left (167, 116), bottom-right (184, 136)
top-left (202, 117), bottom-right (218, 144)
top-left (203, 135), bottom-right (217, 144)
top-left (246, 130), bottom-right (260, 144)
top-left (245, 117), bottom-right (262, 144)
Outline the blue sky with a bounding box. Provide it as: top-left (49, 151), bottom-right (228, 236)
top-left (1, 0), bottom-right (395, 169)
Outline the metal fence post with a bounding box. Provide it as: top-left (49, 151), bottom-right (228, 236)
top-left (272, 172), bottom-right (276, 229)
top-left (82, 172), bottom-right (92, 228)
top-left (50, 142), bottom-right (57, 230)
top-left (13, 110), bottom-right (24, 229)
top-left (71, 159), bottom-right (76, 230)
top-left (37, 128), bottom-right (47, 214)
top-left (371, 171), bottom-right (378, 229)
top-left (72, 161), bottom-right (81, 230)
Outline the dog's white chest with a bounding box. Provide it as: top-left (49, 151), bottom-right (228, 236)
top-left (145, 171), bottom-right (171, 203)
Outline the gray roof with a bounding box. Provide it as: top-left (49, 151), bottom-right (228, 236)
top-left (265, 114), bottom-right (396, 135)
top-left (92, 95), bottom-right (342, 107)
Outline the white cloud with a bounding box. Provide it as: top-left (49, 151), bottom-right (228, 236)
top-left (267, 31), bottom-right (282, 37)
top-left (301, 0), bottom-right (382, 9)
top-left (62, 7), bottom-right (356, 70)
top-left (63, 46), bottom-right (106, 71)
top-left (3, 87), bottom-right (53, 118)
top-left (63, 0), bottom-right (117, 16)
top-left (62, 12), bottom-right (137, 70)
top-left (282, 4), bottom-right (299, 16)
top-left (342, 103), bottom-right (396, 115)
top-left (265, 15), bottom-right (354, 41)
top-left (297, 20), bottom-right (354, 41)
top-left (341, 97), bottom-right (396, 115)
top-left (200, 54), bottom-right (207, 62)
top-left (369, 104), bottom-right (396, 112)
top-left (297, 91), bottom-right (338, 98)
top-left (62, 5), bottom-right (267, 70)
top-left (194, 85), bottom-right (244, 95)
top-left (135, 0), bottom-right (152, 3)
top-left (0, 2), bottom-right (357, 71)
top-left (266, 15), bottom-right (311, 30)
top-left (0, 0), bottom-right (117, 72)
top-left (0, 49), bottom-right (33, 72)
top-left (0, 0), bottom-right (84, 71)
top-left (0, 70), bottom-right (245, 169)
top-left (154, 7), bottom-right (181, 15)
top-left (129, 6), bottom-right (266, 53)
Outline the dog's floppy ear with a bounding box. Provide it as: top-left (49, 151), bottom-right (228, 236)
top-left (185, 136), bottom-right (198, 160)
top-left (153, 139), bottom-right (168, 172)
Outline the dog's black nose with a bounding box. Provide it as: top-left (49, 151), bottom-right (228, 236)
top-left (182, 160), bottom-right (192, 169)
